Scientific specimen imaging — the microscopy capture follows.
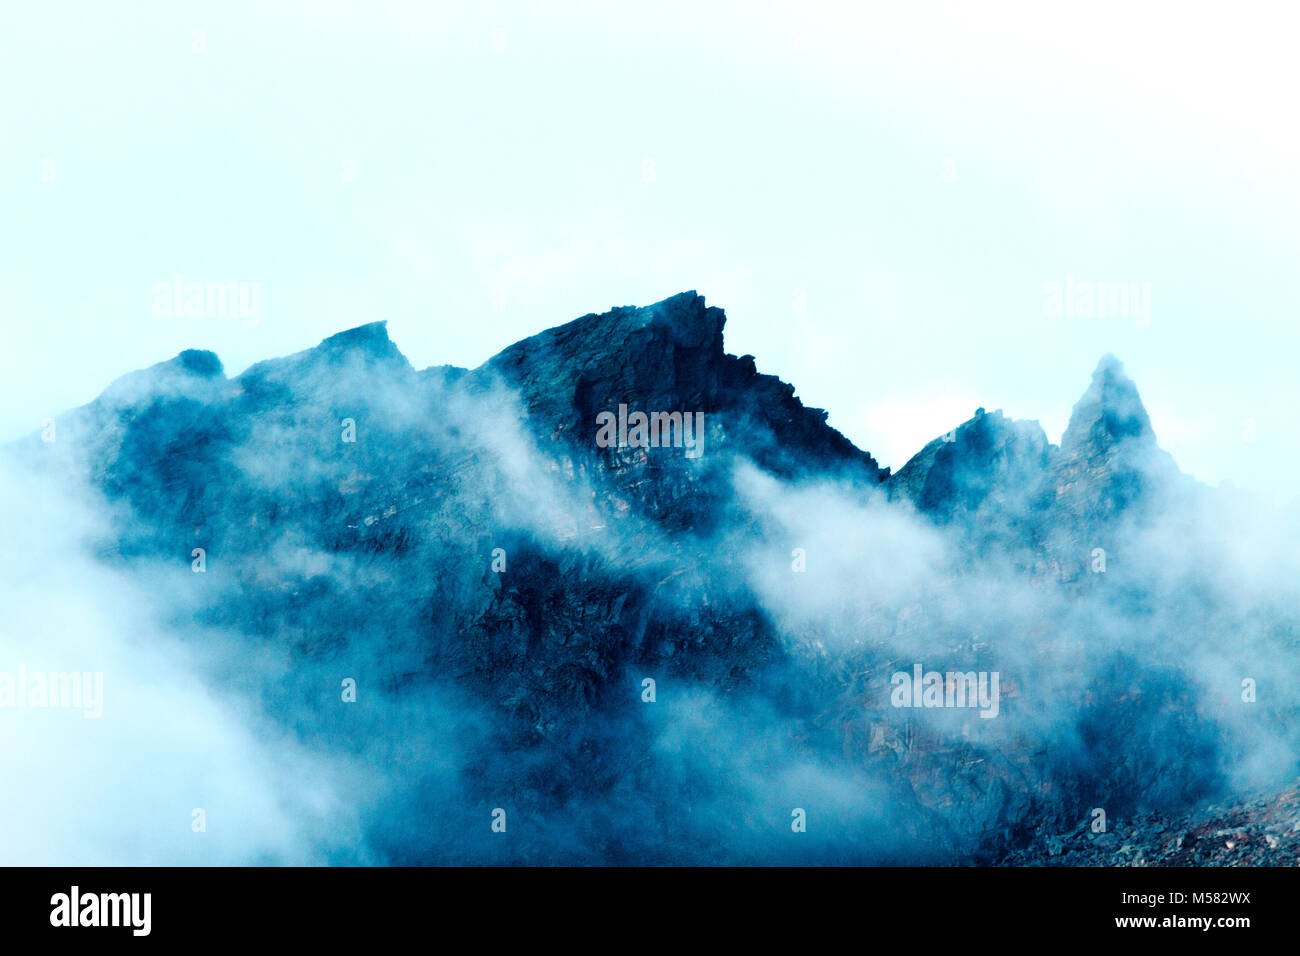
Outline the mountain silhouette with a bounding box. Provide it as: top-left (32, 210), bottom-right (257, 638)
top-left (10, 292), bottom-right (1296, 865)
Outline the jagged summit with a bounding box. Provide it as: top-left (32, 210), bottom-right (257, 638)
top-left (885, 355), bottom-right (1191, 568)
top-left (477, 292), bottom-right (884, 481)
top-left (1048, 354), bottom-right (1183, 538)
top-left (1060, 353), bottom-right (1155, 459)
top-left (318, 320), bottom-right (400, 355)
top-left (890, 406), bottom-right (1053, 521)
top-left (478, 291), bottom-right (725, 410)
top-left (237, 319), bottom-right (412, 388)
top-left (32, 308), bottom-right (1186, 525)
top-left (553, 290), bottom-right (720, 344)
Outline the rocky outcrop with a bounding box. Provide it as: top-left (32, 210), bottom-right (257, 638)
top-left (998, 783), bottom-right (1300, 866)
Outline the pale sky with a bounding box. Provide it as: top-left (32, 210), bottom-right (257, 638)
top-left (4, 1), bottom-right (1297, 494)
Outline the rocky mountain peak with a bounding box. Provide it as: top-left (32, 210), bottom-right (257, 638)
top-left (889, 406), bottom-right (1053, 521)
top-left (1059, 353), bottom-right (1155, 459)
top-left (1049, 354), bottom-right (1182, 540)
top-left (478, 291), bottom-right (725, 415)
top-left (477, 292), bottom-right (883, 481)
top-left (235, 320), bottom-right (412, 397)
top-left (317, 320), bottom-right (405, 360)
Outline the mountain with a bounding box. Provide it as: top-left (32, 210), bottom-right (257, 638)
top-left (10, 292), bottom-right (1299, 865)
top-left (1050, 353), bottom-right (1185, 524)
top-left (887, 354), bottom-right (1198, 579)
top-left (889, 407), bottom-right (1054, 558)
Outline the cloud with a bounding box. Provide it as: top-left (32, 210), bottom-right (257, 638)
top-left (0, 455), bottom-right (359, 864)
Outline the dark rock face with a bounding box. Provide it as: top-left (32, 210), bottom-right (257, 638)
top-left (14, 293), bottom-right (1299, 865)
top-left (480, 291), bottom-right (885, 483)
top-left (890, 407), bottom-right (1054, 556)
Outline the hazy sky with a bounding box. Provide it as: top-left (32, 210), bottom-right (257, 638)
top-left (4, 1), bottom-right (1297, 494)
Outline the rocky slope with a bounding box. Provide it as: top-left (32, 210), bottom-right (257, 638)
top-left (999, 784), bottom-right (1300, 866)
